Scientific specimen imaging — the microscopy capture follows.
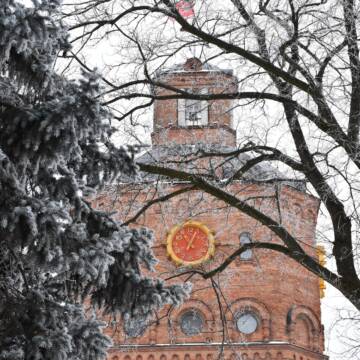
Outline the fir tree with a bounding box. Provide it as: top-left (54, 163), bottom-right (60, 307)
top-left (0, 1), bottom-right (190, 359)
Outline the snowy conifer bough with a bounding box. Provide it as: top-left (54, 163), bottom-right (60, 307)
top-left (0, 1), bottom-right (190, 359)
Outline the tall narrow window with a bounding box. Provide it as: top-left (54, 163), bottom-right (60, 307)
top-left (178, 89), bottom-right (208, 126)
top-left (185, 98), bottom-right (202, 124)
top-left (239, 232), bottom-right (252, 260)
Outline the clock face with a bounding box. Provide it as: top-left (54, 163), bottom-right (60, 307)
top-left (167, 220), bottom-right (215, 266)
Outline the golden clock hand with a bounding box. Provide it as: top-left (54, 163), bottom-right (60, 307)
top-left (186, 232), bottom-right (197, 250)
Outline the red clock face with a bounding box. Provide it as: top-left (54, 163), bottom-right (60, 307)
top-left (172, 225), bottom-right (209, 262)
top-left (167, 221), bottom-right (215, 265)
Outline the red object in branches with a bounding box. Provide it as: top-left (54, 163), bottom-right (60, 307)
top-left (175, 0), bottom-right (195, 18)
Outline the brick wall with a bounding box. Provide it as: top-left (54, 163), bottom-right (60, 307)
top-left (95, 182), bottom-right (326, 360)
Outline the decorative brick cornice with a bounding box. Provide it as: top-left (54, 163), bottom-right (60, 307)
top-left (108, 342), bottom-right (328, 360)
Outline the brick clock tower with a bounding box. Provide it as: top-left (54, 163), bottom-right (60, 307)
top-left (100, 58), bottom-right (327, 360)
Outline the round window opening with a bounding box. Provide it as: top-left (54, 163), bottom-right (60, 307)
top-left (235, 312), bottom-right (258, 334)
top-left (180, 309), bottom-right (204, 335)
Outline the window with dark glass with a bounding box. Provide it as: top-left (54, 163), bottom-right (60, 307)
top-left (180, 309), bottom-right (204, 335)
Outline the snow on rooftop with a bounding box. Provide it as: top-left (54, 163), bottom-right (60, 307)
top-left (117, 144), bottom-right (306, 192)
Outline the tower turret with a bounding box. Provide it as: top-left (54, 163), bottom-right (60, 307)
top-left (152, 58), bottom-right (238, 147)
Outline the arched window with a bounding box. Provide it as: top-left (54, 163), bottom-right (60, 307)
top-left (239, 232), bottom-right (252, 260)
